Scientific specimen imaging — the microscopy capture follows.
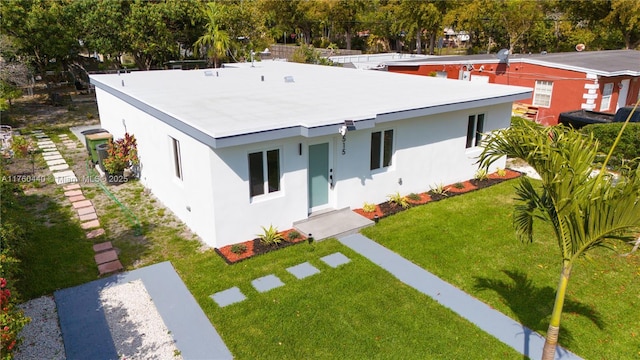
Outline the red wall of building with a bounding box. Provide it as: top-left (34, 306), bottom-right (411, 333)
top-left (388, 62), bottom-right (640, 126)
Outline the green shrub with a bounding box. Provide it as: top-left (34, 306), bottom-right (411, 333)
top-left (287, 230), bottom-right (301, 241)
top-left (453, 182), bottom-right (465, 189)
top-left (406, 193), bottom-right (421, 201)
top-left (582, 123), bottom-right (640, 167)
top-left (387, 192), bottom-right (410, 209)
top-left (230, 243), bottom-right (247, 254)
top-left (257, 225), bottom-right (283, 246)
top-left (496, 168), bottom-right (507, 177)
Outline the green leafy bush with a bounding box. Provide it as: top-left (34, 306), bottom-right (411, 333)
top-left (387, 192), bottom-right (410, 209)
top-left (287, 230), bottom-right (301, 241)
top-left (257, 225), bottom-right (283, 246)
top-left (453, 182), bottom-right (465, 189)
top-left (406, 193), bottom-right (421, 201)
top-left (230, 243), bottom-right (247, 254)
top-left (582, 123), bottom-right (640, 169)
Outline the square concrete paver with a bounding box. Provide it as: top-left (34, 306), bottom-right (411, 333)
top-left (320, 252), bottom-right (351, 268)
top-left (98, 260), bottom-right (123, 275)
top-left (68, 195), bottom-right (86, 203)
top-left (46, 159), bottom-right (67, 166)
top-left (211, 287), bottom-right (247, 307)
top-left (81, 220), bottom-right (100, 230)
top-left (77, 206), bottom-right (95, 215)
top-left (79, 213), bottom-right (97, 222)
top-left (251, 274), bottom-right (285, 293)
top-left (43, 154), bottom-right (63, 161)
top-left (49, 164), bottom-right (69, 171)
top-left (72, 200), bottom-right (93, 209)
top-left (286, 262), bottom-right (320, 280)
top-left (94, 250), bottom-right (118, 265)
top-left (86, 228), bottom-right (105, 239)
top-left (65, 189), bottom-right (83, 197)
top-left (93, 241), bottom-right (113, 253)
top-left (53, 170), bottom-right (77, 184)
top-left (63, 183), bottom-right (81, 191)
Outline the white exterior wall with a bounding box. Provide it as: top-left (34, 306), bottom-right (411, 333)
top-left (95, 88), bottom-right (217, 245)
top-left (331, 104), bottom-right (510, 208)
top-left (96, 87), bottom-right (510, 248)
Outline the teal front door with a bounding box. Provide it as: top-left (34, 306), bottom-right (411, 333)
top-left (308, 143), bottom-right (329, 210)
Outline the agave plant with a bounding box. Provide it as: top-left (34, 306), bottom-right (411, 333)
top-left (257, 225), bottom-right (283, 246)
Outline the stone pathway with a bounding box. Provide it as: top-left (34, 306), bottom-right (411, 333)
top-left (337, 233), bottom-right (582, 360)
top-left (210, 252), bottom-right (351, 308)
top-left (33, 131), bottom-right (122, 276)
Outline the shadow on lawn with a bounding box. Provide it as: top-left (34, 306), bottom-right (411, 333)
top-left (474, 270), bottom-right (603, 359)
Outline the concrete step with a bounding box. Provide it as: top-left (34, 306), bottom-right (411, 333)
top-left (293, 208), bottom-right (374, 241)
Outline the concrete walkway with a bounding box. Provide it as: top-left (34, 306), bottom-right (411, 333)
top-left (55, 261), bottom-right (232, 360)
top-left (338, 233), bottom-right (583, 360)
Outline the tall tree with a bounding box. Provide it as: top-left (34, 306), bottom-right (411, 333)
top-left (478, 117), bottom-right (640, 360)
top-left (328, 0), bottom-right (366, 50)
top-left (0, 0), bottom-right (82, 75)
top-left (194, 2), bottom-right (231, 68)
top-left (122, 0), bottom-right (180, 70)
top-left (605, 0), bottom-right (640, 49)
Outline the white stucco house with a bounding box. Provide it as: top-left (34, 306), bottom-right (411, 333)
top-left (90, 61), bottom-right (531, 248)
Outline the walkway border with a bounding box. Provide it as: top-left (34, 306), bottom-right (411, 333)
top-left (338, 234), bottom-right (582, 360)
top-left (55, 261), bottom-right (233, 360)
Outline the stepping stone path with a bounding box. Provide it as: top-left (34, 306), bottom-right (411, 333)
top-left (32, 131), bottom-right (123, 276)
top-left (210, 253), bottom-right (350, 308)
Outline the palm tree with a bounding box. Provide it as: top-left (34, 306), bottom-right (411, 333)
top-left (193, 3), bottom-right (230, 68)
top-left (477, 114), bottom-right (640, 360)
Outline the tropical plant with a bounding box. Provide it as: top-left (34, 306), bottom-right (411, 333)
top-left (406, 193), bottom-right (422, 201)
top-left (452, 182), bottom-right (465, 189)
top-left (387, 192), bottom-right (410, 209)
top-left (257, 225), bottom-right (283, 246)
top-left (103, 133), bottom-right (138, 175)
top-left (474, 168), bottom-right (489, 181)
top-left (193, 2), bottom-right (230, 69)
top-left (496, 167), bottom-right (507, 177)
top-left (478, 116), bottom-right (640, 360)
top-left (362, 202), bottom-right (377, 213)
top-left (429, 183), bottom-right (448, 196)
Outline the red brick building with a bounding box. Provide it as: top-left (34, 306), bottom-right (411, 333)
top-left (385, 50), bottom-right (640, 126)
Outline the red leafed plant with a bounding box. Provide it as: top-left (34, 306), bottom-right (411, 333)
top-left (103, 133), bottom-right (139, 174)
top-left (0, 277), bottom-right (30, 358)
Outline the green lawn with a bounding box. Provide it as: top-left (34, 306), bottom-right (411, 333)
top-left (173, 240), bottom-right (520, 359)
top-left (362, 180), bottom-right (640, 359)
top-left (11, 144), bottom-right (638, 359)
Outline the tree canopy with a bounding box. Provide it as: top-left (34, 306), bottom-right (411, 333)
top-left (0, 0), bottom-right (638, 74)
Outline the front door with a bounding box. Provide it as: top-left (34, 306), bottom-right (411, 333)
top-left (308, 143), bottom-right (330, 211)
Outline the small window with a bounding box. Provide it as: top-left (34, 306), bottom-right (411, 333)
top-left (532, 80), bottom-right (553, 108)
top-left (600, 83), bottom-right (613, 111)
top-left (466, 114), bottom-right (484, 149)
top-left (249, 149), bottom-right (280, 197)
top-left (370, 129), bottom-right (394, 170)
top-left (171, 137), bottom-right (182, 180)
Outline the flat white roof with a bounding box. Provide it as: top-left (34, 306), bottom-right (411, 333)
top-left (90, 61), bottom-right (531, 148)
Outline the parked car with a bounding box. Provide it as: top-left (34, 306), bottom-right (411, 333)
top-left (558, 106), bottom-right (640, 129)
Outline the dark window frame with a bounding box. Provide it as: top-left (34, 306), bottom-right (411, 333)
top-left (248, 148), bottom-right (281, 198)
top-left (370, 129), bottom-right (394, 170)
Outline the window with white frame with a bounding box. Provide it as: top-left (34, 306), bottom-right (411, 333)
top-left (370, 129), bottom-right (394, 170)
top-left (170, 137), bottom-right (183, 180)
top-left (532, 80), bottom-right (553, 107)
top-left (248, 149), bottom-right (280, 197)
top-left (600, 83), bottom-right (613, 111)
top-left (466, 114), bottom-right (485, 149)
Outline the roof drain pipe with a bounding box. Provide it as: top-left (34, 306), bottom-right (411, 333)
top-left (86, 160), bottom-right (143, 236)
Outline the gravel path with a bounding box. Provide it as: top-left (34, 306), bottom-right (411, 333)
top-left (15, 296), bottom-right (65, 360)
top-left (100, 280), bottom-right (183, 360)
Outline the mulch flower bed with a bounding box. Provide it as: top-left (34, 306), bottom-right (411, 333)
top-left (353, 168), bottom-right (523, 220)
top-left (215, 229), bottom-right (307, 265)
